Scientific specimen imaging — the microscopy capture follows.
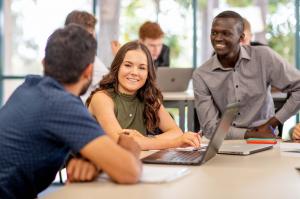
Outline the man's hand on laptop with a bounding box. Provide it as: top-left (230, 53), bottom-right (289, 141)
top-left (174, 132), bottom-right (201, 148)
top-left (67, 158), bottom-right (100, 183)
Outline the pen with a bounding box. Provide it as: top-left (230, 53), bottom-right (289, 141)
top-left (268, 125), bottom-right (276, 136)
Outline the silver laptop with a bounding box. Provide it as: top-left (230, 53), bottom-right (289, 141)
top-left (142, 103), bottom-right (239, 165)
top-left (219, 143), bottom-right (273, 155)
top-left (156, 67), bottom-right (193, 92)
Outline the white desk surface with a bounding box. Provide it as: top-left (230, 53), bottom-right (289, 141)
top-left (162, 90), bottom-right (194, 101)
top-left (44, 140), bottom-right (300, 199)
top-left (163, 90), bottom-right (287, 101)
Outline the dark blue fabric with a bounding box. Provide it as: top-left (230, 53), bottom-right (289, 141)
top-left (155, 44), bottom-right (170, 67)
top-left (0, 75), bottom-right (104, 199)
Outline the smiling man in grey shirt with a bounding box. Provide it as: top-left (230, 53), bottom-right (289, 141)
top-left (193, 10), bottom-right (300, 139)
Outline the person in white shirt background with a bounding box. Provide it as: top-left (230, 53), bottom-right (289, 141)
top-left (64, 10), bottom-right (109, 103)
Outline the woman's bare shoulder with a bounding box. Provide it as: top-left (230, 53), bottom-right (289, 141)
top-left (89, 90), bottom-right (114, 107)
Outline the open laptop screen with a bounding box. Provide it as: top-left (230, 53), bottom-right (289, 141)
top-left (142, 103), bottom-right (239, 165)
top-left (202, 103), bottom-right (239, 163)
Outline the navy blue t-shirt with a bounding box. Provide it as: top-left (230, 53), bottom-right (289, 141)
top-left (0, 75), bottom-right (104, 199)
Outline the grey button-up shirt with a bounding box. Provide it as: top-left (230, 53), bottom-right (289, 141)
top-left (193, 45), bottom-right (300, 139)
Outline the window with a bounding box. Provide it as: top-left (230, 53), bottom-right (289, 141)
top-left (1, 0), bottom-right (93, 104)
top-left (120, 0), bottom-right (194, 67)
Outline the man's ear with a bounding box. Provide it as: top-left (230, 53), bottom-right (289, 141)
top-left (239, 33), bottom-right (245, 42)
top-left (82, 63), bottom-right (93, 79)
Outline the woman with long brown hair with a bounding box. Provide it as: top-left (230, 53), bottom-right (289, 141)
top-left (86, 41), bottom-right (200, 150)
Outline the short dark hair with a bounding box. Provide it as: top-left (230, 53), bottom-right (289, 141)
top-left (139, 21), bottom-right (164, 40)
top-left (44, 24), bottom-right (97, 84)
top-left (214, 10), bottom-right (244, 34)
top-left (64, 10), bottom-right (97, 31)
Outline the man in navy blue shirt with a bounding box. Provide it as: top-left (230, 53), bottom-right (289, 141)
top-left (0, 24), bottom-right (141, 199)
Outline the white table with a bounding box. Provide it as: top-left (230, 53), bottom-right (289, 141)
top-left (43, 140), bottom-right (300, 199)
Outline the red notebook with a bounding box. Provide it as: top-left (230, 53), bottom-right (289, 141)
top-left (246, 138), bottom-right (277, 144)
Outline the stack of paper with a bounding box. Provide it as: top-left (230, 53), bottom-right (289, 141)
top-left (98, 165), bottom-right (190, 183)
top-left (140, 165), bottom-right (190, 183)
top-left (280, 142), bottom-right (300, 152)
top-left (279, 141), bottom-right (300, 157)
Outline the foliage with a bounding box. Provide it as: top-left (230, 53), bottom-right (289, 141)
top-left (164, 34), bottom-right (181, 60)
top-left (198, 0), bottom-right (207, 9)
top-left (223, 0), bottom-right (295, 64)
top-left (267, 20), bottom-right (295, 64)
top-left (266, 1), bottom-right (295, 64)
top-left (124, 0), bottom-right (144, 18)
top-left (121, 0), bottom-right (194, 66)
top-left (164, 0), bottom-right (192, 65)
top-left (268, 0), bottom-right (291, 13)
top-left (174, 0), bottom-right (192, 9)
top-left (121, 0), bottom-right (297, 66)
top-left (226, 0), bottom-right (252, 7)
top-left (121, 0), bottom-right (146, 42)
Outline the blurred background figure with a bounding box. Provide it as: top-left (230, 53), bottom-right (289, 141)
top-left (65, 10), bottom-right (109, 103)
top-left (240, 17), bottom-right (252, 45)
top-left (111, 21), bottom-right (170, 67)
top-left (241, 17), bottom-right (266, 46)
top-left (138, 21), bottom-right (170, 67)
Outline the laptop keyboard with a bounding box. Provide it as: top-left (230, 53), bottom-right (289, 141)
top-left (142, 147), bottom-right (207, 165)
top-left (160, 150), bottom-right (203, 162)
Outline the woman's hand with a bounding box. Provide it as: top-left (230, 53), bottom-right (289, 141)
top-left (292, 124), bottom-right (300, 140)
top-left (174, 132), bottom-right (201, 148)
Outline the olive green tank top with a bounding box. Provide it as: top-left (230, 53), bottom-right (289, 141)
top-left (108, 89), bottom-right (147, 135)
